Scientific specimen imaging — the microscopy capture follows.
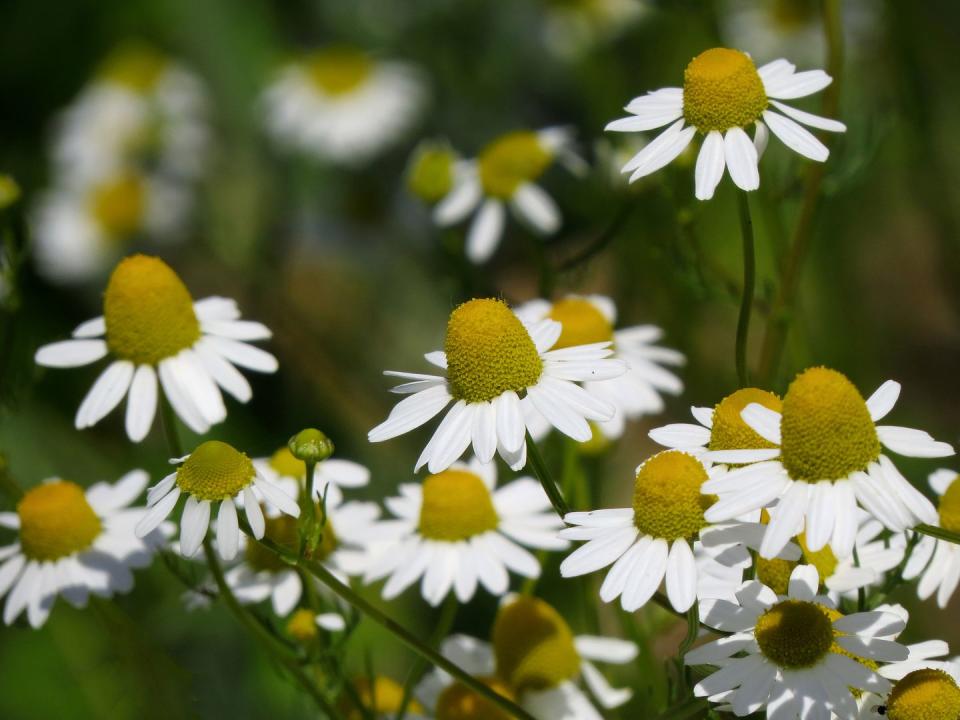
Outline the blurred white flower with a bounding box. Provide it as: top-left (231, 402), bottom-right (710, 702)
top-left (542, 0), bottom-right (649, 60)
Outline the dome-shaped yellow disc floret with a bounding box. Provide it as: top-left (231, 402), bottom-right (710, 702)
top-left (779, 367), bottom-right (881, 482)
top-left (17, 481), bottom-right (103, 562)
top-left (478, 132), bottom-right (553, 199)
top-left (683, 48), bottom-right (768, 133)
top-left (408, 143), bottom-right (456, 203)
top-left (885, 668), bottom-right (960, 720)
top-left (103, 255), bottom-right (201, 366)
top-left (492, 596), bottom-right (581, 693)
top-left (436, 677), bottom-right (516, 720)
top-left (755, 600), bottom-right (834, 669)
top-left (90, 174), bottom-right (146, 239)
top-left (268, 447), bottom-right (306, 479)
top-left (938, 477), bottom-right (960, 533)
top-left (632, 450), bottom-right (713, 540)
top-left (445, 299), bottom-right (543, 403)
top-left (548, 298), bottom-right (614, 349)
top-left (418, 469), bottom-right (499, 541)
top-left (708, 388), bottom-right (782, 452)
top-left (305, 47), bottom-right (373, 96)
top-left (176, 441), bottom-right (255, 501)
top-left (341, 677), bottom-right (423, 719)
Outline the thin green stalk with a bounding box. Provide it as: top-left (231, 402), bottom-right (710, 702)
top-left (915, 524), bottom-right (960, 545)
top-left (558, 203), bottom-right (635, 272)
top-left (159, 394), bottom-right (184, 458)
top-left (202, 538), bottom-right (337, 716)
top-left (525, 432), bottom-right (570, 518)
top-left (678, 603), bottom-right (701, 660)
top-left (0, 453), bottom-right (24, 501)
top-left (735, 192), bottom-right (755, 388)
top-left (301, 459), bottom-right (318, 555)
top-left (654, 695), bottom-right (709, 720)
top-left (395, 594), bottom-right (458, 720)
top-left (245, 526), bottom-right (537, 720)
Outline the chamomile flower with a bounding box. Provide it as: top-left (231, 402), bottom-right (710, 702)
top-left (262, 46), bottom-right (426, 166)
top-left (0, 470), bottom-right (168, 628)
top-left (606, 47), bottom-right (846, 199)
top-left (135, 440), bottom-right (300, 561)
top-left (368, 297), bottom-right (626, 473)
top-left (690, 565), bottom-right (909, 719)
top-left (560, 450), bottom-right (757, 612)
top-left (701, 368), bottom-right (954, 560)
top-left (863, 667), bottom-right (960, 720)
top-left (34, 254), bottom-right (278, 442)
top-left (432, 128), bottom-right (584, 264)
top-left (417, 596), bottom-right (638, 719)
top-left (253, 446), bottom-right (370, 509)
top-left (359, 457), bottom-right (567, 606)
top-left (902, 468), bottom-right (960, 608)
top-left (516, 294), bottom-right (684, 440)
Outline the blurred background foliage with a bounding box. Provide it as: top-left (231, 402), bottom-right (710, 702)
top-left (1, 0), bottom-right (960, 717)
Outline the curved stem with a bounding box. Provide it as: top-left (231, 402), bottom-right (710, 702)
top-left (395, 594), bottom-right (458, 720)
top-left (525, 432), bottom-right (570, 518)
top-left (558, 203), bottom-right (634, 272)
top-left (735, 192), bottom-right (755, 388)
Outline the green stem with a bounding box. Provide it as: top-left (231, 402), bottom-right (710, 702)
top-left (202, 538), bottom-right (336, 715)
top-left (654, 695), bottom-right (709, 720)
top-left (735, 192), bottom-right (755, 388)
top-left (525, 432), bottom-right (570, 518)
top-left (914, 524), bottom-right (960, 545)
top-left (678, 603), bottom-right (700, 660)
top-left (159, 394), bottom-right (184, 458)
top-left (0, 453), bottom-right (24, 501)
top-left (395, 594), bottom-right (458, 720)
top-left (558, 203), bottom-right (634, 272)
top-left (245, 526), bottom-right (537, 720)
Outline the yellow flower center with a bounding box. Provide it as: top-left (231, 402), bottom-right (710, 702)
top-left (755, 600), bottom-right (834, 669)
top-left (938, 477), bottom-right (960, 533)
top-left (445, 299), bottom-right (543, 403)
top-left (547, 298), bottom-right (614, 349)
top-left (682, 48), bottom-right (768, 133)
top-left (176, 441), bottom-right (255, 502)
top-left (708, 388), bottom-right (783, 452)
top-left (342, 677), bottom-right (423, 719)
top-left (478, 131), bottom-right (553, 199)
top-left (89, 174), bottom-right (146, 239)
top-left (418, 469), bottom-right (499, 541)
top-left (436, 677), bottom-right (516, 720)
top-left (305, 48), bottom-right (373, 96)
top-left (286, 608), bottom-right (318, 643)
top-left (408, 143), bottom-right (456, 203)
top-left (780, 367), bottom-right (881, 482)
top-left (268, 447), bottom-right (305, 479)
top-left (103, 255), bottom-right (201, 365)
top-left (17, 481), bottom-right (102, 561)
top-left (493, 596), bottom-right (581, 693)
top-left (632, 450), bottom-right (714, 540)
top-left (246, 513), bottom-right (337, 572)
top-left (756, 530), bottom-right (837, 595)
top-left (99, 44), bottom-right (168, 92)
top-left (885, 669), bottom-right (960, 720)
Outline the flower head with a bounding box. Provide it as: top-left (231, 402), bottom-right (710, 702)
top-left (902, 469), bottom-right (960, 608)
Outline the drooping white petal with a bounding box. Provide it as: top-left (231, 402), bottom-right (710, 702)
top-left (511, 183), bottom-right (560, 235)
top-left (35, 339), bottom-right (108, 368)
top-left (694, 130), bottom-right (725, 201)
top-left (75, 360), bottom-right (135, 430)
top-left (433, 174), bottom-right (482, 226)
top-left (465, 199), bottom-right (505, 264)
top-left (763, 69), bottom-right (833, 100)
top-left (125, 364), bottom-right (158, 442)
top-left (723, 127), bottom-right (760, 191)
top-left (217, 498), bottom-right (239, 561)
top-left (769, 100), bottom-right (846, 132)
top-left (180, 496), bottom-right (211, 557)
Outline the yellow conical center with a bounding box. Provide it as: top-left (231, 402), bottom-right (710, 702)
top-left (755, 600), bottom-right (833, 668)
top-left (780, 367), bottom-right (881, 482)
top-left (418, 470), bottom-right (499, 541)
top-left (305, 48), bottom-right (373, 96)
top-left (632, 451), bottom-right (714, 540)
top-left (445, 299), bottom-right (543, 403)
top-left (246, 512), bottom-right (337, 572)
top-left (492, 596), bottom-right (581, 693)
top-left (286, 609), bottom-right (318, 643)
top-left (342, 677), bottom-right (423, 719)
top-left (938, 477), bottom-right (960, 533)
top-left (547, 298), bottom-right (614, 349)
top-left (408, 143), bottom-right (456, 203)
top-left (268, 447), bottom-right (305, 479)
top-left (99, 45), bottom-right (167, 92)
top-left (478, 131), bottom-right (553, 199)
top-left (103, 255), bottom-right (201, 365)
top-left (17, 481), bottom-right (103, 562)
top-left (89, 174), bottom-right (146, 239)
top-left (708, 388), bottom-right (783, 452)
top-left (436, 676), bottom-right (516, 720)
top-left (755, 531), bottom-right (837, 595)
top-left (683, 48), bottom-right (768, 133)
top-left (176, 441), bottom-right (255, 501)
top-left (886, 669), bottom-right (960, 720)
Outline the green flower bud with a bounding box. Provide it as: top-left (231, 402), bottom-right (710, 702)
top-left (288, 429), bottom-right (335, 464)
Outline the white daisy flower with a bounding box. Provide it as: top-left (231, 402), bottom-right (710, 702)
top-left (359, 457), bottom-right (568, 606)
top-left (902, 468), bottom-right (960, 608)
top-left (253, 446), bottom-right (370, 509)
top-left (262, 46), bottom-right (426, 167)
top-left (559, 450), bottom-right (764, 613)
top-left (417, 595), bottom-right (638, 719)
top-left (606, 47), bottom-right (846, 199)
top-left (134, 440), bottom-right (300, 562)
top-left (34, 254), bottom-right (278, 442)
top-left (432, 128), bottom-right (584, 264)
top-left (690, 564), bottom-right (909, 719)
top-left (859, 666), bottom-right (960, 720)
top-left (516, 294), bottom-right (684, 440)
top-left (701, 367), bottom-right (954, 560)
top-left (224, 462), bottom-right (378, 623)
top-left (0, 470), bottom-right (168, 628)
top-left (368, 297), bottom-right (626, 473)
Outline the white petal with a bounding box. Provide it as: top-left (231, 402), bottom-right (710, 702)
top-left (574, 635), bottom-right (639, 664)
top-left (621, 537), bottom-right (669, 611)
top-left (202, 336), bottom-right (277, 373)
top-left (877, 426), bottom-right (955, 458)
top-left (788, 564), bottom-right (820, 600)
top-left (75, 361), bottom-right (135, 430)
top-left (254, 476), bottom-right (300, 517)
top-left (180, 497), bottom-right (211, 557)
top-left (72, 316), bottom-right (106, 338)
top-left (648, 423), bottom-right (711, 449)
top-left (243, 487), bottom-right (265, 538)
top-left (494, 391), bottom-right (525, 453)
top-left (217, 498), bottom-right (239, 561)
top-left (769, 100), bottom-right (846, 132)
top-left (626, 121), bottom-right (696, 183)
top-left (665, 539), bottom-right (697, 612)
top-left (561, 527), bottom-right (638, 578)
top-left (157, 359), bottom-right (210, 434)
top-left (420, 401), bottom-right (475, 474)
top-left (723, 127), bottom-right (760, 191)
top-left (511, 183), bottom-right (560, 235)
top-left (759, 481), bottom-right (809, 558)
top-left (694, 131), bottom-right (725, 201)
top-left (741, 403), bottom-right (782, 444)
top-left (125, 365), bottom-right (158, 442)
top-left (135, 487), bottom-right (180, 537)
top-left (763, 69), bottom-right (833, 100)
top-left (368, 384), bottom-right (452, 442)
top-left (763, 109), bottom-right (830, 162)
top-left (465, 199), bottom-right (505, 264)
top-left (471, 401), bottom-right (497, 464)
top-left (35, 339), bottom-right (108, 368)
top-left (433, 175), bottom-right (482, 226)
